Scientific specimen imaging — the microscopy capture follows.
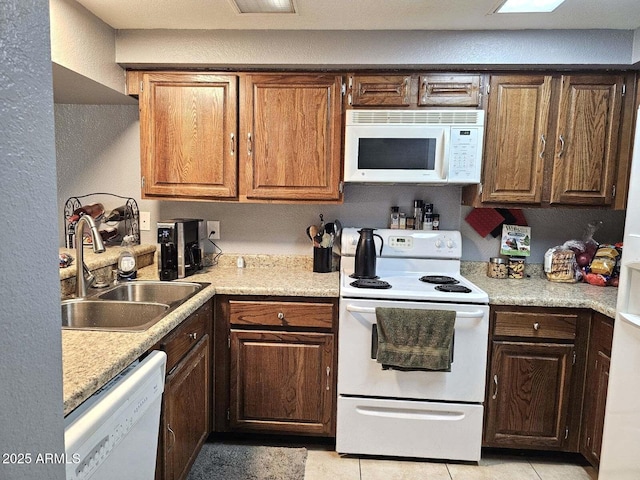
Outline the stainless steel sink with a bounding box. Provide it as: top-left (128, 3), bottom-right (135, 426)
top-left (61, 300), bottom-right (170, 331)
top-left (62, 281), bottom-right (209, 331)
top-left (94, 281), bottom-right (204, 306)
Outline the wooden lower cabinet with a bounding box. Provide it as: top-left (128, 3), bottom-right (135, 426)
top-left (154, 300), bottom-right (212, 480)
top-left (580, 312), bottom-right (614, 468)
top-left (229, 330), bottom-right (334, 435)
top-left (162, 336), bottom-right (210, 480)
top-left (485, 341), bottom-right (574, 449)
top-left (483, 306), bottom-right (589, 452)
top-left (215, 295), bottom-right (338, 437)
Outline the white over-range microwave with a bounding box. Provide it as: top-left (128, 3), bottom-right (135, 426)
top-left (344, 109), bottom-right (485, 184)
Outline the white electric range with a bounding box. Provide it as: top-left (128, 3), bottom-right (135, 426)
top-left (336, 228), bottom-right (489, 462)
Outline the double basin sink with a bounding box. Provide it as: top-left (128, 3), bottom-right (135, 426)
top-left (61, 281), bottom-right (208, 331)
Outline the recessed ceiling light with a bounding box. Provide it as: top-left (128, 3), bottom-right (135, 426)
top-left (494, 0), bottom-right (565, 13)
top-left (231, 0), bottom-right (295, 14)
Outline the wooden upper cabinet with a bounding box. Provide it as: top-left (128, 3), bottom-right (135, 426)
top-left (481, 75), bottom-right (552, 203)
top-left (549, 75), bottom-right (624, 206)
top-left (139, 73), bottom-right (238, 199)
top-left (240, 74), bottom-right (343, 201)
top-left (465, 72), bottom-right (631, 208)
top-left (349, 75), bottom-right (411, 107)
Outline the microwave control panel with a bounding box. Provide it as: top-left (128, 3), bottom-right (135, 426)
top-left (448, 127), bottom-right (482, 182)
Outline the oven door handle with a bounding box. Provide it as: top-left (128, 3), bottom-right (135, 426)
top-left (346, 305), bottom-right (485, 319)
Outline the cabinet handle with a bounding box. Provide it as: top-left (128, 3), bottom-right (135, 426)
top-left (247, 132), bottom-right (252, 156)
top-left (539, 134), bottom-right (546, 159)
top-left (189, 332), bottom-right (198, 340)
top-left (326, 366), bottom-right (331, 391)
top-left (533, 322), bottom-right (540, 331)
top-left (558, 134), bottom-right (565, 158)
top-left (230, 133), bottom-right (235, 156)
top-left (167, 424), bottom-right (176, 452)
top-left (277, 312), bottom-right (285, 320)
top-left (492, 374), bottom-right (498, 400)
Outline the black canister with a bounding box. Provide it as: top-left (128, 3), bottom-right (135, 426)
top-left (313, 247), bottom-right (332, 273)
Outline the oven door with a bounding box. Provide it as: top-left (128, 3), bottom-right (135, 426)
top-left (338, 298), bottom-right (489, 402)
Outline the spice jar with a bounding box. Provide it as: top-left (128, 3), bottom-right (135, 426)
top-left (487, 257), bottom-right (508, 279)
top-left (508, 257), bottom-right (526, 279)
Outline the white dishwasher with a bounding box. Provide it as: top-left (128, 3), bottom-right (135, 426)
top-left (64, 350), bottom-right (167, 480)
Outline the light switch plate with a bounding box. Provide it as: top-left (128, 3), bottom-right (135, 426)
top-left (140, 211), bottom-right (151, 231)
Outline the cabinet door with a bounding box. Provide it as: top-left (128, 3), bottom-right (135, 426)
top-left (140, 73), bottom-right (238, 199)
top-left (550, 75), bottom-right (623, 205)
top-left (229, 330), bottom-right (334, 435)
top-left (241, 74), bottom-right (343, 201)
top-left (162, 335), bottom-right (210, 480)
top-left (481, 75), bottom-right (552, 203)
top-left (485, 341), bottom-right (574, 449)
top-left (349, 75), bottom-right (411, 106)
top-left (581, 313), bottom-right (614, 467)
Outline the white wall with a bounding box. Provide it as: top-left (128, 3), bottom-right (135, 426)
top-left (49, 0), bottom-right (125, 94)
top-left (1, 1), bottom-right (65, 478)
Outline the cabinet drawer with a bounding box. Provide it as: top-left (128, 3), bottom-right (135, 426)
top-left (494, 310), bottom-right (577, 340)
top-left (161, 302), bottom-right (210, 373)
top-left (349, 75), bottom-right (411, 106)
top-left (229, 300), bottom-right (333, 328)
top-left (419, 74), bottom-right (481, 107)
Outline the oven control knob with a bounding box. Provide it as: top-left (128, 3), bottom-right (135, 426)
top-left (435, 239), bottom-right (443, 248)
top-left (447, 239), bottom-right (455, 249)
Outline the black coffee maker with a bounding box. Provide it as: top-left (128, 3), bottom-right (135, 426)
top-left (351, 228), bottom-right (384, 279)
top-left (157, 219), bottom-right (205, 281)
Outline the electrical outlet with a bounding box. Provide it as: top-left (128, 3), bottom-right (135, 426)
top-left (207, 220), bottom-right (220, 240)
top-left (140, 211), bottom-right (151, 231)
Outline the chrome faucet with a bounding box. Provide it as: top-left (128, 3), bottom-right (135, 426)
top-left (75, 214), bottom-right (106, 298)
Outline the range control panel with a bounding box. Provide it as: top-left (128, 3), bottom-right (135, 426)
top-left (342, 228), bottom-right (462, 259)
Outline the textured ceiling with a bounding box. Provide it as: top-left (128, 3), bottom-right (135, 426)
top-left (75, 0), bottom-right (640, 31)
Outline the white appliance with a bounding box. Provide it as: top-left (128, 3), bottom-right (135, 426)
top-left (64, 351), bottom-right (167, 480)
top-left (343, 109), bottom-right (484, 184)
top-left (599, 107), bottom-right (640, 479)
top-left (336, 228), bottom-right (489, 462)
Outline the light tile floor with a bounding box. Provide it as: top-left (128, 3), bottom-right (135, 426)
top-left (304, 447), bottom-right (598, 480)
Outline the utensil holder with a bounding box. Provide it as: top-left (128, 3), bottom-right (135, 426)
top-left (313, 247), bottom-right (332, 273)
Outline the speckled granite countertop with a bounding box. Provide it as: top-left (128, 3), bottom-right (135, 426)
top-left (462, 262), bottom-right (618, 318)
top-left (61, 252), bottom-right (339, 415)
top-left (62, 253), bottom-right (616, 416)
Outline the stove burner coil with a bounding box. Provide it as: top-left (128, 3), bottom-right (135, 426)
top-left (350, 279), bottom-right (392, 289)
top-left (435, 284), bottom-right (472, 293)
top-left (419, 275), bottom-right (460, 285)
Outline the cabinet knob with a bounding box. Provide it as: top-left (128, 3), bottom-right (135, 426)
top-left (189, 332), bottom-right (198, 340)
top-left (533, 322), bottom-right (540, 331)
top-left (277, 312), bottom-right (285, 320)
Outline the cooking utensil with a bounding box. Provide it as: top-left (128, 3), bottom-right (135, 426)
top-left (308, 225), bottom-right (321, 247)
top-left (333, 219), bottom-right (342, 238)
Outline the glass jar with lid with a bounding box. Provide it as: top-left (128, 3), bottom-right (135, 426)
top-left (487, 257), bottom-right (508, 279)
